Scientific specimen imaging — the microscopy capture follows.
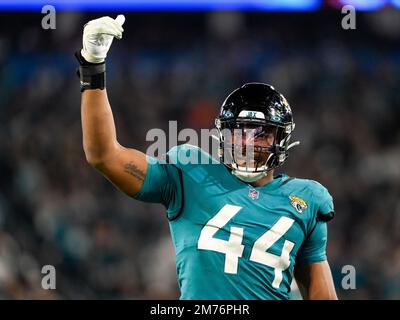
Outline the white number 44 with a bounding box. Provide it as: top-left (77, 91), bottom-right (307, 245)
top-left (198, 204), bottom-right (295, 288)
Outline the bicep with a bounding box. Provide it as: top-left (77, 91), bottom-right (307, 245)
top-left (296, 221), bottom-right (328, 266)
top-left (294, 261), bottom-right (338, 300)
top-left (93, 144), bottom-right (148, 197)
top-left (94, 144), bottom-right (182, 217)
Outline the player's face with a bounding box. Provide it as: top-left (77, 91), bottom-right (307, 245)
top-left (231, 124), bottom-right (276, 169)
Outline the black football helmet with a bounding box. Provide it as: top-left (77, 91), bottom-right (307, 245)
top-left (215, 83), bottom-right (299, 182)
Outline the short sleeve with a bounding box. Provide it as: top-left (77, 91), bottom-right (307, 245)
top-left (296, 221), bottom-right (328, 266)
top-left (319, 186), bottom-right (334, 213)
top-left (317, 186), bottom-right (335, 222)
top-left (134, 155), bottom-right (183, 220)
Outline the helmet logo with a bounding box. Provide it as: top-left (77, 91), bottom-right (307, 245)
top-left (289, 195), bottom-right (308, 213)
top-left (222, 110), bottom-right (234, 118)
top-left (271, 115), bottom-right (281, 122)
top-left (270, 107), bottom-right (282, 122)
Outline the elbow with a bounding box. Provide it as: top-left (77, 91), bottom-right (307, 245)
top-left (85, 152), bottom-right (105, 168)
top-left (83, 143), bottom-right (120, 168)
top-left (86, 157), bottom-right (103, 169)
top-left (83, 146), bottom-right (108, 168)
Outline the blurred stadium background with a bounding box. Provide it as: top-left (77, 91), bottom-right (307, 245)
top-left (0, 0), bottom-right (400, 299)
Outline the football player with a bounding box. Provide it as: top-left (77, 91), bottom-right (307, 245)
top-left (76, 15), bottom-right (337, 300)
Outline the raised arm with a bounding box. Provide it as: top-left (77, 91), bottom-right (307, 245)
top-left (81, 89), bottom-right (147, 196)
top-left (78, 15), bottom-right (147, 197)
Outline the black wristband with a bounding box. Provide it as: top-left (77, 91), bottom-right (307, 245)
top-left (74, 51), bottom-right (106, 92)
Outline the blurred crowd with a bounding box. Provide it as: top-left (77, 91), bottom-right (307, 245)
top-left (0, 10), bottom-right (400, 299)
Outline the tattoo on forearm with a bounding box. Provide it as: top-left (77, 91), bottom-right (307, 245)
top-left (124, 162), bottom-right (145, 181)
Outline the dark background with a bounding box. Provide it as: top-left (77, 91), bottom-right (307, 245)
top-left (0, 8), bottom-right (399, 299)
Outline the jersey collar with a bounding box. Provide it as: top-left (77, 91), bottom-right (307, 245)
top-left (252, 173), bottom-right (288, 192)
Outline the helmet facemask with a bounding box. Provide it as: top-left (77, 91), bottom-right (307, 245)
top-left (216, 118), bottom-right (298, 182)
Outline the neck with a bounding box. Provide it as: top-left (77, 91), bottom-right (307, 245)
top-left (250, 170), bottom-right (274, 187)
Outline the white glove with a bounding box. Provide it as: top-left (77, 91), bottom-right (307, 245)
top-left (81, 15), bottom-right (125, 64)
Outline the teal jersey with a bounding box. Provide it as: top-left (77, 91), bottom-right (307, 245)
top-left (135, 144), bottom-right (334, 300)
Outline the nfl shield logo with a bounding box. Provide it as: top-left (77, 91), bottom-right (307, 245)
top-left (248, 189), bottom-right (259, 200)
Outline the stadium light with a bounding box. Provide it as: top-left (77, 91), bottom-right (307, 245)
top-left (0, 0), bottom-right (322, 12)
top-left (329, 0), bottom-right (390, 10)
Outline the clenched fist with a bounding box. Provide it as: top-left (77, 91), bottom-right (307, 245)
top-left (81, 15), bottom-right (125, 64)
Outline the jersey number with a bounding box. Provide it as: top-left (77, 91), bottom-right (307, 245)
top-left (197, 204), bottom-right (295, 288)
